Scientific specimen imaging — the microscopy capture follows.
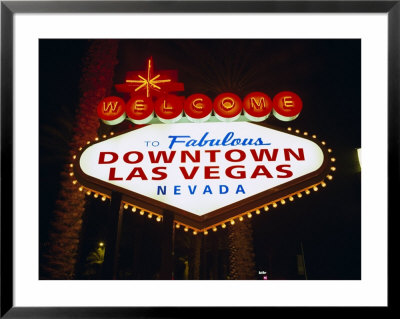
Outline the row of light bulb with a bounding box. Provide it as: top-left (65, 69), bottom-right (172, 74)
top-left (174, 178), bottom-right (334, 235)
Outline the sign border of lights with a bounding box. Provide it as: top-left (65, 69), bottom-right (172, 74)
top-left (71, 124), bottom-right (335, 234)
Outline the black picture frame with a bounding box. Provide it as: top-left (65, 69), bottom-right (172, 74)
top-left (1, 1), bottom-right (395, 317)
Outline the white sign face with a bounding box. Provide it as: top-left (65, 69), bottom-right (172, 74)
top-left (79, 122), bottom-right (325, 216)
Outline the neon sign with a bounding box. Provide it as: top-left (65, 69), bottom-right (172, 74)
top-left (97, 58), bottom-right (303, 125)
top-left (72, 122), bottom-right (334, 232)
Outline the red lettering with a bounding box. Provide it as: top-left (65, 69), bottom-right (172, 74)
top-left (204, 166), bottom-right (220, 179)
top-left (179, 166), bottom-right (199, 179)
top-left (123, 151), bottom-right (144, 164)
top-left (108, 167), bottom-right (123, 180)
top-left (284, 148), bottom-right (305, 161)
top-left (250, 149), bottom-right (278, 161)
top-left (225, 149), bottom-right (246, 162)
top-left (181, 150), bottom-right (200, 163)
top-left (148, 151), bottom-right (176, 163)
top-left (276, 164), bottom-right (293, 178)
top-left (99, 152), bottom-right (118, 164)
top-left (251, 165), bottom-right (273, 178)
top-left (126, 167), bottom-right (148, 180)
top-left (204, 150), bottom-right (220, 162)
top-left (226, 166), bottom-right (246, 179)
top-left (152, 167), bottom-right (167, 180)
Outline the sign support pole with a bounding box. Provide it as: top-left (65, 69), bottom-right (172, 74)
top-left (102, 191), bottom-right (122, 279)
top-left (300, 241), bottom-right (308, 280)
top-left (112, 200), bottom-right (124, 279)
top-left (200, 235), bottom-right (207, 279)
top-left (160, 211), bottom-right (174, 279)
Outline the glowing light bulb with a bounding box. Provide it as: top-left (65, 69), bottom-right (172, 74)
top-left (222, 223), bottom-right (226, 228)
top-left (328, 149), bottom-right (332, 153)
top-left (193, 231), bottom-right (197, 235)
top-left (264, 206), bottom-right (269, 211)
top-left (256, 209), bottom-right (261, 215)
top-left (287, 127), bottom-right (292, 131)
top-left (78, 186), bottom-right (83, 192)
top-left (289, 196), bottom-right (294, 201)
top-left (313, 186), bottom-right (318, 191)
top-left (176, 224), bottom-right (180, 229)
top-left (247, 213), bottom-right (252, 218)
top-left (239, 216), bottom-right (244, 221)
top-left (148, 213), bottom-right (153, 219)
top-left (297, 193), bottom-right (303, 198)
top-left (131, 207), bottom-right (136, 212)
top-left (321, 182), bottom-right (327, 187)
top-left (280, 199), bottom-right (286, 205)
top-left (295, 129), bottom-right (300, 134)
top-left (101, 196), bottom-right (106, 201)
top-left (305, 190), bottom-right (310, 195)
top-left (312, 135), bottom-right (316, 139)
top-left (184, 227), bottom-right (188, 232)
top-left (110, 132), bottom-right (114, 136)
top-left (304, 132), bottom-right (308, 136)
top-left (69, 163), bottom-right (73, 168)
top-left (156, 216), bottom-right (161, 222)
top-left (86, 191), bottom-right (91, 196)
top-left (273, 203), bottom-right (278, 208)
top-left (73, 155), bottom-right (77, 159)
top-left (204, 230), bottom-right (208, 235)
top-left (140, 210), bottom-right (145, 216)
top-left (79, 147), bottom-right (83, 151)
top-left (102, 134), bottom-right (107, 138)
top-left (72, 180), bottom-right (77, 185)
top-left (94, 193), bottom-right (99, 198)
top-left (69, 172), bottom-right (74, 176)
top-left (331, 158), bottom-right (336, 162)
top-left (230, 220), bottom-right (235, 225)
top-left (213, 227), bottom-right (217, 232)
top-left (124, 204), bottom-right (128, 209)
top-left (327, 175), bottom-right (333, 180)
top-left (86, 141), bottom-right (90, 145)
top-left (322, 141), bottom-right (326, 145)
top-left (331, 167), bottom-right (336, 171)
top-left (99, 242), bottom-right (104, 247)
top-left (95, 137), bottom-right (99, 141)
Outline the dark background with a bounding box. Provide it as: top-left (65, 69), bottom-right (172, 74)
top-left (40, 39), bottom-right (361, 279)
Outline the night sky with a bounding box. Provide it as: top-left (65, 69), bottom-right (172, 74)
top-left (39, 39), bottom-right (361, 280)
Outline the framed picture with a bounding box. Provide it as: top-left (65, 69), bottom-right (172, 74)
top-left (1, 0), bottom-right (395, 317)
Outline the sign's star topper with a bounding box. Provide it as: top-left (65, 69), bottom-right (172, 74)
top-left (127, 58), bottom-right (170, 97)
top-left (115, 57), bottom-right (184, 98)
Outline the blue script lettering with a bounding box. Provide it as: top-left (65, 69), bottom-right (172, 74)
top-left (168, 132), bottom-right (270, 149)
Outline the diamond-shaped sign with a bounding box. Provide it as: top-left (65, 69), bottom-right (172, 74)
top-left (74, 122), bottom-right (332, 230)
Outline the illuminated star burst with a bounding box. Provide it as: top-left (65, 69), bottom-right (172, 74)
top-left (126, 58), bottom-right (171, 98)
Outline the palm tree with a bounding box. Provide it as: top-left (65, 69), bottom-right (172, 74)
top-left (41, 40), bottom-right (119, 279)
top-left (227, 221), bottom-right (256, 279)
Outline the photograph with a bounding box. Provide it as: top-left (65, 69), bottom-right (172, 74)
top-left (39, 39), bottom-right (361, 281)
